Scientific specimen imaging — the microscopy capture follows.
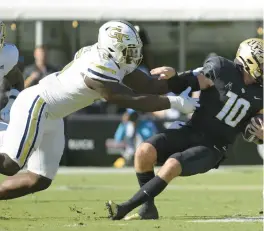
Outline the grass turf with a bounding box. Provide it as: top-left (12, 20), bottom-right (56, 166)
top-left (0, 166), bottom-right (263, 231)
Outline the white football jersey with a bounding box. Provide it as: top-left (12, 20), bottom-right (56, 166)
top-left (0, 43), bottom-right (19, 79)
top-left (38, 43), bottom-right (127, 119)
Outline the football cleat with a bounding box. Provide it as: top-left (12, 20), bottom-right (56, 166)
top-left (124, 203), bottom-right (159, 220)
top-left (124, 213), bottom-right (141, 221)
top-left (106, 200), bottom-right (128, 220)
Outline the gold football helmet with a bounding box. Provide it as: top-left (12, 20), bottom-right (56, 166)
top-left (236, 38), bottom-right (263, 84)
top-left (0, 21), bottom-right (6, 50)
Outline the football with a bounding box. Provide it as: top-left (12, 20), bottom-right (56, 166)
top-left (242, 114), bottom-right (263, 143)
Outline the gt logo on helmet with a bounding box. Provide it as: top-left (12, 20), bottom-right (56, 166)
top-left (108, 27), bottom-right (129, 43)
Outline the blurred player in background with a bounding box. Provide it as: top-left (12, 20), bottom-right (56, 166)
top-left (0, 20), bottom-right (199, 200)
top-left (0, 21), bottom-right (24, 124)
top-left (114, 109), bottom-right (158, 167)
top-left (106, 38), bottom-right (263, 220)
top-left (23, 45), bottom-right (58, 88)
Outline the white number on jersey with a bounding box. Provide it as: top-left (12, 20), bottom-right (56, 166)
top-left (216, 91), bottom-right (250, 127)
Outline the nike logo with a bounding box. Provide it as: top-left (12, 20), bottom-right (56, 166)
top-left (213, 145), bottom-right (220, 152)
top-left (143, 190), bottom-right (150, 197)
top-left (254, 96), bottom-right (261, 100)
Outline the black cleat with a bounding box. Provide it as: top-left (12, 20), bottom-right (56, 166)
top-left (106, 200), bottom-right (129, 220)
top-left (124, 203), bottom-right (159, 220)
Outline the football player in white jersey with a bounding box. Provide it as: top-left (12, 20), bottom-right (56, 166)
top-left (0, 21), bottom-right (24, 124)
top-left (0, 20), bottom-right (199, 200)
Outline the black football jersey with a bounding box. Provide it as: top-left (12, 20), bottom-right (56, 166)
top-left (189, 56), bottom-right (263, 145)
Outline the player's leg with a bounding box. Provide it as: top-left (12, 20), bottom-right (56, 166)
top-left (0, 91), bottom-right (47, 176)
top-left (0, 172), bottom-right (51, 200)
top-left (130, 142), bottom-right (158, 219)
top-left (107, 144), bottom-right (225, 220)
top-left (0, 119), bottom-right (64, 200)
top-left (128, 123), bottom-right (191, 220)
top-left (107, 126), bottom-right (195, 220)
top-left (135, 121), bottom-right (188, 196)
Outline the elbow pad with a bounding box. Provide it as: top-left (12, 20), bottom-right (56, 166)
top-left (167, 70), bottom-right (200, 94)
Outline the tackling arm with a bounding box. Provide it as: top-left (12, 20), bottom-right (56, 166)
top-left (85, 76), bottom-right (171, 112)
top-left (122, 69), bottom-right (170, 95)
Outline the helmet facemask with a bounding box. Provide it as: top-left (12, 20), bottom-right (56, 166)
top-left (121, 44), bottom-right (142, 66)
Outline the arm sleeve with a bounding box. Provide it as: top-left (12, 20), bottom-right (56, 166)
top-left (201, 56), bottom-right (222, 81)
top-left (167, 56), bottom-right (222, 94)
top-left (167, 70), bottom-right (200, 94)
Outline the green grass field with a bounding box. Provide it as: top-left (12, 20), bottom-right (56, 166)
top-left (0, 167), bottom-right (263, 231)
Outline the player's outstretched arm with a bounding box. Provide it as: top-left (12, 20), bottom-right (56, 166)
top-left (122, 69), bottom-right (170, 95)
top-left (85, 77), bottom-right (199, 113)
top-left (149, 66), bottom-right (212, 94)
top-left (123, 68), bottom-right (208, 95)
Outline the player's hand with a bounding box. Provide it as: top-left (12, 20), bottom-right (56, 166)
top-left (0, 98), bottom-right (14, 123)
top-left (168, 87), bottom-right (200, 114)
top-left (249, 117), bottom-right (263, 140)
top-left (0, 89), bottom-right (20, 123)
top-left (180, 87), bottom-right (200, 112)
top-left (150, 66), bottom-right (176, 79)
top-left (169, 121), bottom-right (186, 129)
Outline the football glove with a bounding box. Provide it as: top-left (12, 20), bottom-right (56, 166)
top-left (0, 89), bottom-right (20, 123)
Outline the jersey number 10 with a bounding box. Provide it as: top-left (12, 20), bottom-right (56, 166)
top-left (216, 91), bottom-right (250, 127)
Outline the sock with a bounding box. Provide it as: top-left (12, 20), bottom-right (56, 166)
top-left (120, 176), bottom-right (167, 212)
top-left (136, 171), bottom-right (155, 206)
top-left (136, 171), bottom-right (155, 187)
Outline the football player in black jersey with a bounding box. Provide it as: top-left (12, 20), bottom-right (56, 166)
top-left (106, 38), bottom-right (263, 220)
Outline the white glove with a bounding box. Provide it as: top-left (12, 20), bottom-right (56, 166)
top-left (169, 121), bottom-right (186, 129)
top-left (0, 89), bottom-right (20, 123)
top-left (167, 87), bottom-right (200, 114)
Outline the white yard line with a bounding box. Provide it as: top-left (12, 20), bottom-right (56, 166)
top-left (51, 184), bottom-right (262, 191)
top-left (189, 217), bottom-right (263, 223)
top-left (57, 166), bottom-right (263, 175)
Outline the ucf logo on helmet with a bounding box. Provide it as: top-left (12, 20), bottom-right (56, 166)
top-left (108, 27), bottom-right (129, 42)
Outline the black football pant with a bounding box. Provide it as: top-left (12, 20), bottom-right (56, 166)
top-left (145, 125), bottom-right (227, 176)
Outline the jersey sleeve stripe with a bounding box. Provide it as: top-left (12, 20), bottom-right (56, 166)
top-left (88, 68), bottom-right (119, 82)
